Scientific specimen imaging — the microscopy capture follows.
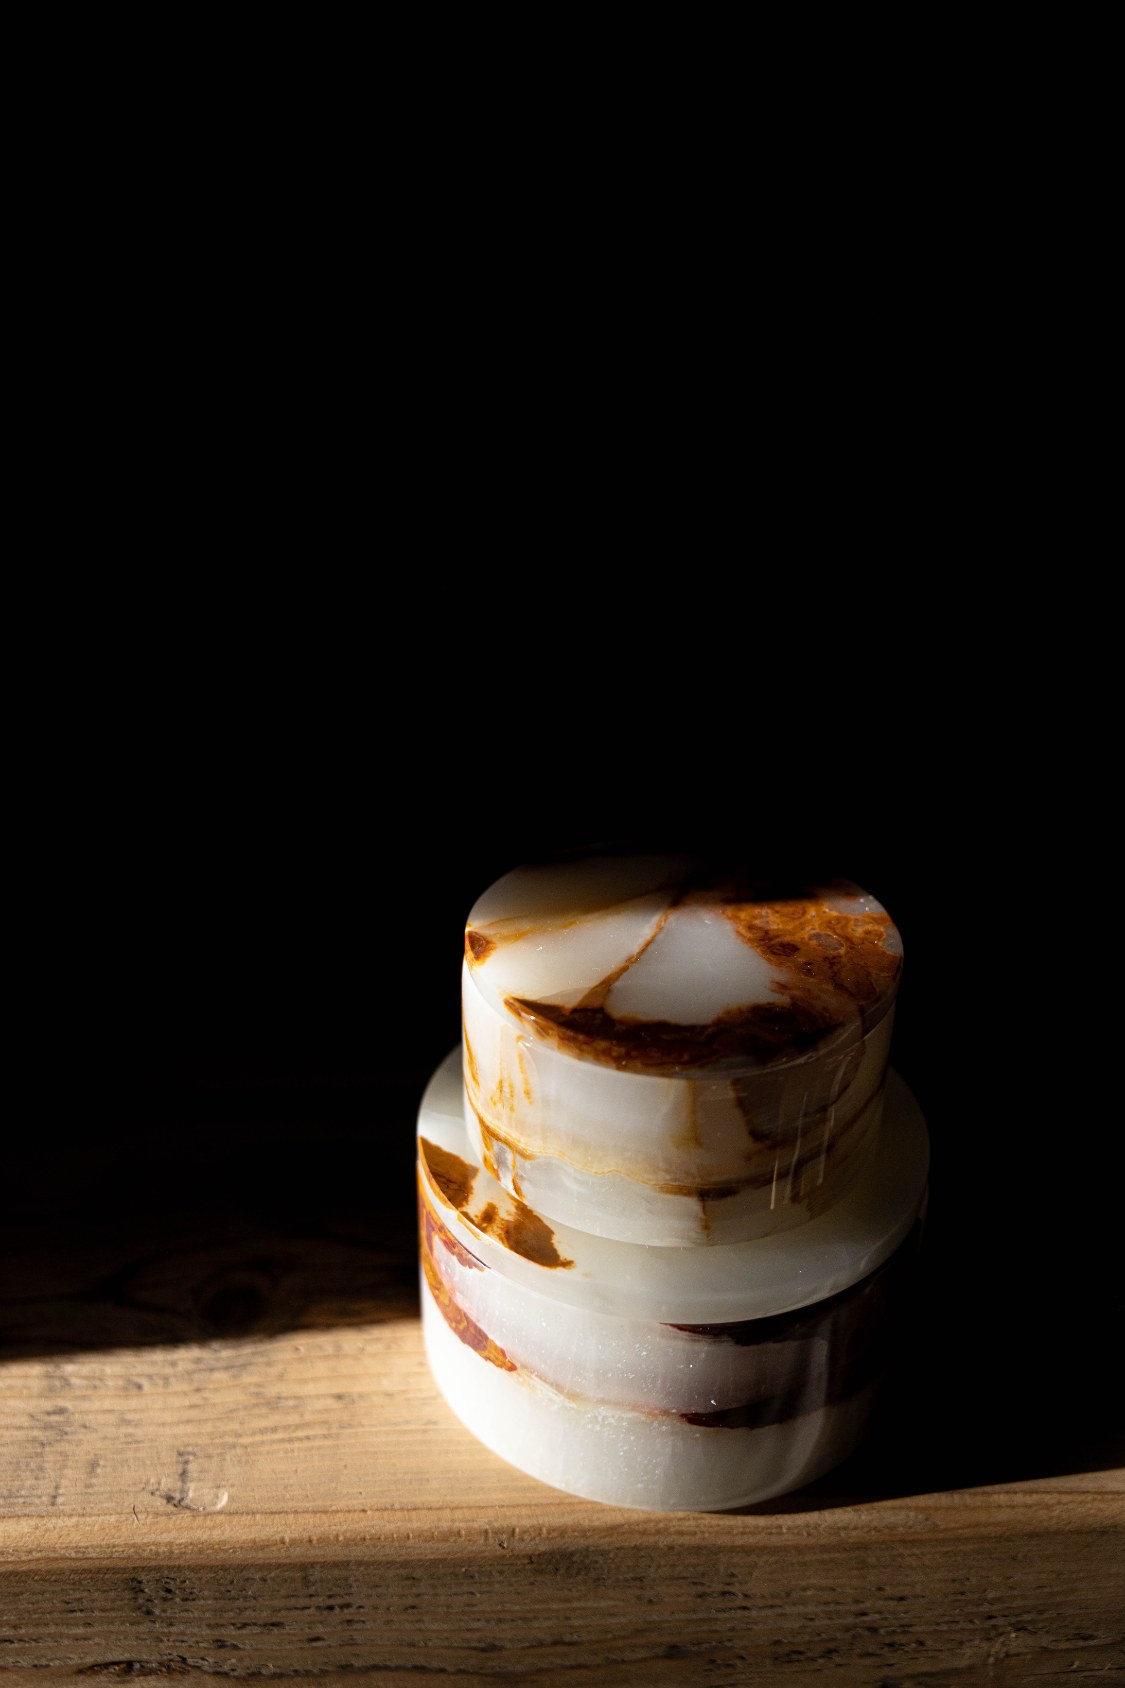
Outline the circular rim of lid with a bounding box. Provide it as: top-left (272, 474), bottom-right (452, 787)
top-left (464, 855), bottom-right (903, 1077)
top-left (417, 1047), bottom-right (929, 1324)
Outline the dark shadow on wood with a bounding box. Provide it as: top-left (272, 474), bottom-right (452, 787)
top-left (1, 1073), bottom-right (424, 1360)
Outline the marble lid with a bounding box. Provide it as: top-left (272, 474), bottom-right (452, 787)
top-left (418, 1048), bottom-right (929, 1323)
top-left (465, 853), bottom-right (903, 1075)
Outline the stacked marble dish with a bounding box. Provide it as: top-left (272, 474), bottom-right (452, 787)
top-left (417, 853), bottom-right (928, 1511)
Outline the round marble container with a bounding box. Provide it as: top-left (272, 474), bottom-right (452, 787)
top-left (463, 854), bottom-right (903, 1246)
top-left (418, 1048), bottom-right (928, 1512)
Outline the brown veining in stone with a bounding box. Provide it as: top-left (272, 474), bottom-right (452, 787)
top-left (420, 1194), bottom-right (921, 1428)
top-left (571, 900), bottom-right (680, 1012)
top-left (503, 992), bottom-right (842, 1074)
top-left (672, 1220), bottom-right (922, 1429)
top-left (454, 1192), bottom-right (575, 1270)
top-left (468, 1198), bottom-right (573, 1270)
top-left (466, 1095), bottom-right (512, 1183)
top-left (440, 1109), bottom-right (574, 1268)
top-left (516, 1041), bottom-right (533, 1104)
top-left (489, 1052), bottom-right (517, 1117)
top-left (418, 1138), bottom-right (477, 1210)
top-left (465, 929), bottom-right (497, 966)
top-left (418, 1173), bottom-right (515, 1373)
top-left (417, 1171), bottom-right (485, 1275)
top-left (480, 867), bottom-right (900, 1077)
top-left (465, 1067), bottom-right (879, 1204)
top-left (718, 888), bottom-right (900, 1018)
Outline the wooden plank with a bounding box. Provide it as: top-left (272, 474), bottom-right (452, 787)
top-left (1, 1314), bottom-right (1122, 1682)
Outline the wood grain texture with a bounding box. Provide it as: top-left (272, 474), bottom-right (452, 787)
top-left (1, 1314), bottom-right (1122, 1684)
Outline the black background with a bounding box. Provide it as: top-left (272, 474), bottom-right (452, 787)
top-left (8, 634), bottom-right (1120, 1503)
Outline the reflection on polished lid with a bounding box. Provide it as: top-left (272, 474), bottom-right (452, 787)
top-left (465, 853), bottom-right (902, 1073)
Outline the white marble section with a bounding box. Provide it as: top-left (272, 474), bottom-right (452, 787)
top-left (604, 901), bottom-right (788, 1023)
top-left (423, 1289), bottom-right (875, 1512)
